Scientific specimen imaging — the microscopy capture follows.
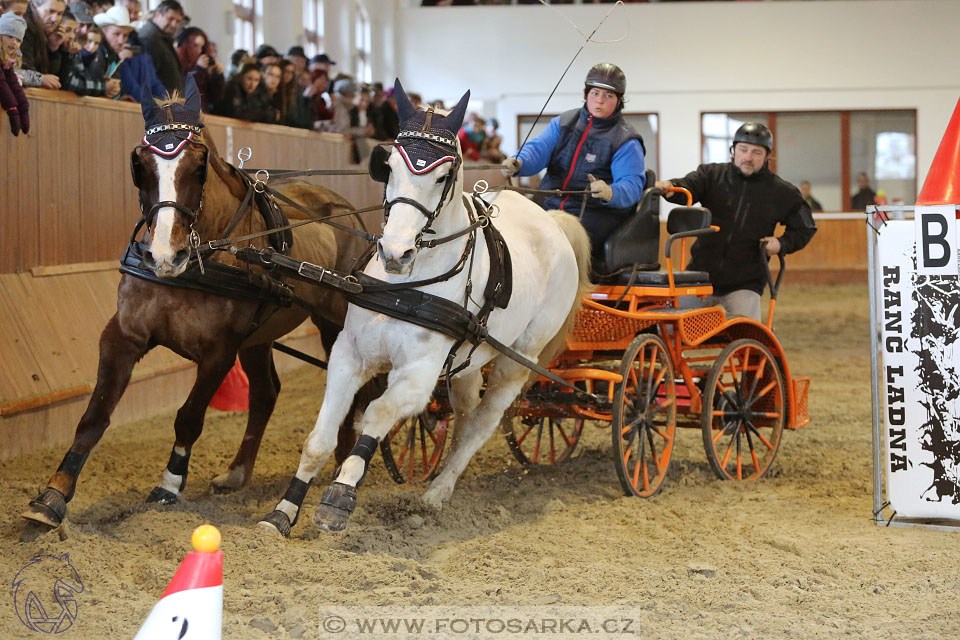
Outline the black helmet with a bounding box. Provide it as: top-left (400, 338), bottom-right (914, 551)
top-left (585, 63), bottom-right (626, 96)
top-left (732, 122), bottom-right (773, 152)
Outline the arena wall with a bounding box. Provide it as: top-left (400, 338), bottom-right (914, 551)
top-left (0, 91), bottom-right (859, 460)
top-left (0, 91), bottom-right (502, 461)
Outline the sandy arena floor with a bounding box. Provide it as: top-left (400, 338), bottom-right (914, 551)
top-left (2, 283), bottom-right (959, 639)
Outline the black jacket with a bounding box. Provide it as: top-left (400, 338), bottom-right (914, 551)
top-left (20, 5), bottom-right (51, 74)
top-left (138, 20), bottom-right (183, 95)
top-left (666, 163), bottom-right (817, 295)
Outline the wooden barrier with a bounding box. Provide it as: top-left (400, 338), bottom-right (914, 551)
top-left (0, 91), bottom-right (502, 460)
top-left (0, 91), bottom-right (867, 460)
top-left (658, 218), bottom-right (867, 285)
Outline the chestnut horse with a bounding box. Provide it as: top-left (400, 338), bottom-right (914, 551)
top-left (22, 82), bottom-right (375, 528)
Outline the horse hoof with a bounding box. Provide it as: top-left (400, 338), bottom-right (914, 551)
top-left (210, 467), bottom-right (246, 494)
top-left (21, 488), bottom-right (67, 528)
top-left (421, 487), bottom-right (447, 510)
top-left (146, 487), bottom-right (180, 505)
top-left (313, 504), bottom-right (350, 532)
top-left (258, 510), bottom-right (292, 538)
top-left (313, 482), bottom-right (357, 533)
top-left (210, 478), bottom-right (241, 494)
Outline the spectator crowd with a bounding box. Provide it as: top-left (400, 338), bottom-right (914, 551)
top-left (0, 0), bottom-right (505, 163)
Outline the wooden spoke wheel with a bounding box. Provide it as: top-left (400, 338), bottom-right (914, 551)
top-left (701, 338), bottom-right (785, 481)
top-left (612, 334), bottom-right (676, 498)
top-left (502, 392), bottom-right (583, 466)
top-left (380, 403), bottom-right (450, 484)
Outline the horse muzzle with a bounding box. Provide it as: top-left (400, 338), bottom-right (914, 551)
top-left (142, 248), bottom-right (191, 278)
top-left (377, 240), bottom-right (416, 274)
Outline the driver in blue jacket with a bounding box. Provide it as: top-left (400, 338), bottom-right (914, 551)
top-left (501, 63), bottom-right (646, 257)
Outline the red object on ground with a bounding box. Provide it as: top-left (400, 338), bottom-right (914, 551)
top-left (209, 358), bottom-right (249, 411)
top-left (917, 96), bottom-right (960, 205)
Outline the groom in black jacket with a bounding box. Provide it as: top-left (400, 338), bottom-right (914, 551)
top-left (655, 122), bottom-right (817, 321)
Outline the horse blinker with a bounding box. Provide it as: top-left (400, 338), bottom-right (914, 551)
top-left (369, 144), bottom-right (391, 184)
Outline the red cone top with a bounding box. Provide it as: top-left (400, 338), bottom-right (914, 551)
top-left (209, 358), bottom-right (248, 412)
top-left (161, 550), bottom-right (223, 598)
top-left (917, 96), bottom-right (960, 205)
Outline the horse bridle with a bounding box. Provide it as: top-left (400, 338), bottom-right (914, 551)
top-left (376, 128), bottom-right (464, 249)
top-left (131, 122), bottom-right (211, 246)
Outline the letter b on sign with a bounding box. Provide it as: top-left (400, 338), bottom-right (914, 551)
top-left (916, 205), bottom-right (958, 276)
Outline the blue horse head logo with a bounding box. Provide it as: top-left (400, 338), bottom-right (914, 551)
top-left (12, 553), bottom-right (84, 634)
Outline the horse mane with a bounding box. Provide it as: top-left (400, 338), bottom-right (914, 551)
top-left (154, 91), bottom-right (185, 108)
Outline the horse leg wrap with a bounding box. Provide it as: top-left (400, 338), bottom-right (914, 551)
top-left (259, 477), bottom-right (311, 538)
top-left (341, 434), bottom-right (379, 488)
top-left (282, 477), bottom-right (311, 526)
top-left (165, 448), bottom-right (192, 491)
top-left (314, 482), bottom-right (358, 533)
top-left (24, 488), bottom-right (68, 528)
top-left (55, 450), bottom-right (90, 502)
top-left (260, 509), bottom-right (294, 538)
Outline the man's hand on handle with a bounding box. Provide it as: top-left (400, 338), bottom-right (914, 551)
top-left (761, 236), bottom-right (781, 256)
top-left (654, 180), bottom-right (673, 192)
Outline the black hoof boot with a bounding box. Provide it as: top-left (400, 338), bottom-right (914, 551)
top-left (21, 488), bottom-right (67, 528)
top-left (258, 510), bottom-right (293, 538)
top-left (146, 487), bottom-right (180, 504)
top-left (314, 482), bottom-right (357, 533)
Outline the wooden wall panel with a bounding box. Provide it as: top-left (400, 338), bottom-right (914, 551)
top-left (3, 90), bottom-right (386, 274)
top-left (656, 218), bottom-right (868, 284)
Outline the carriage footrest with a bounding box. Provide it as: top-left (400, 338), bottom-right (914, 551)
top-left (789, 376), bottom-right (810, 429)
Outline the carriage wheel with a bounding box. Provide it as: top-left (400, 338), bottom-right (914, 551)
top-left (502, 395), bottom-right (583, 466)
top-left (380, 404), bottom-right (450, 484)
top-left (612, 334), bottom-right (676, 498)
top-left (701, 338), bottom-right (785, 481)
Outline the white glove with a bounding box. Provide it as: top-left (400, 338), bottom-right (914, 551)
top-left (587, 174), bottom-right (613, 201)
top-left (500, 157), bottom-right (522, 177)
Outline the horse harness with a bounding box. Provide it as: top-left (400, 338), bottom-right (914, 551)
top-left (124, 121), bottom-right (306, 338)
top-left (122, 116), bottom-right (585, 396)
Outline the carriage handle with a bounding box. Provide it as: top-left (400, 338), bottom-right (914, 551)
top-left (665, 185), bottom-right (693, 206)
top-left (759, 240), bottom-right (786, 301)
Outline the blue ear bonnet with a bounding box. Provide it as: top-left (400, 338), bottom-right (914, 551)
top-left (391, 77), bottom-right (470, 174)
top-left (139, 76), bottom-right (205, 157)
top-left (395, 114), bottom-right (459, 174)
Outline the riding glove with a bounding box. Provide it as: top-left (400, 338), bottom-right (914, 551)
top-left (587, 174), bottom-right (613, 201)
top-left (500, 157), bottom-right (522, 177)
top-left (6, 107), bottom-right (20, 136)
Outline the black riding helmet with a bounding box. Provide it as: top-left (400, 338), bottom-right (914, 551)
top-left (584, 63), bottom-right (625, 110)
top-left (732, 122), bottom-right (773, 152)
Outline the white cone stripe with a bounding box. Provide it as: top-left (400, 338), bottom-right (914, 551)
top-left (133, 585), bottom-right (222, 640)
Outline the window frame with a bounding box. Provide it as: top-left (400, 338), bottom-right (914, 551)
top-left (700, 109), bottom-right (918, 211)
top-left (233, 0), bottom-right (262, 53)
top-left (303, 0), bottom-right (324, 58)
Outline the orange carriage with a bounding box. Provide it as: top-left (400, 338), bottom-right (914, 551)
top-left (380, 184), bottom-right (810, 496)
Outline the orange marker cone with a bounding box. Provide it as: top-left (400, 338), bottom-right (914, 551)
top-left (917, 96), bottom-right (960, 205)
top-left (209, 358), bottom-right (248, 412)
top-left (133, 525), bottom-right (223, 639)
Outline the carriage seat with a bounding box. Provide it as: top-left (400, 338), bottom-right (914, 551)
top-left (608, 205), bottom-right (714, 287)
top-left (592, 169), bottom-right (660, 283)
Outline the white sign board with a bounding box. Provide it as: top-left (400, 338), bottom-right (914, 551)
top-left (915, 205), bottom-right (958, 276)
top-left (877, 219), bottom-right (960, 519)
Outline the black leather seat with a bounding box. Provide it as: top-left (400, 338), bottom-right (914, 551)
top-left (593, 168), bottom-right (660, 282)
top-left (604, 203), bottom-right (714, 287)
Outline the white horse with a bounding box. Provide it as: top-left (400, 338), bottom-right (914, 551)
top-left (259, 80), bottom-right (592, 536)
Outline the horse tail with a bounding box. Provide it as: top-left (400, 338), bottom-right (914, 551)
top-left (538, 211), bottom-right (593, 367)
